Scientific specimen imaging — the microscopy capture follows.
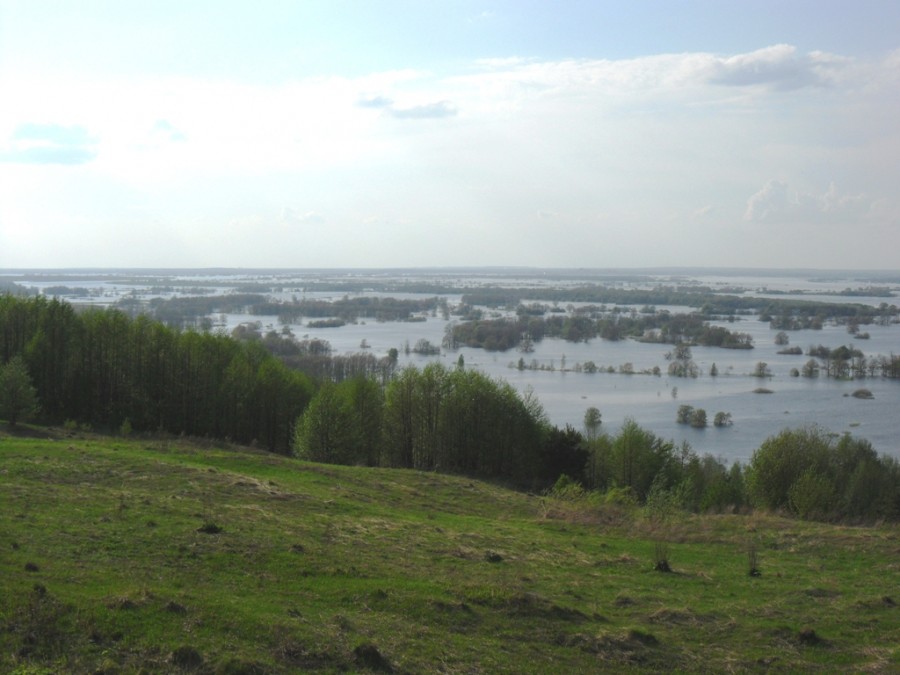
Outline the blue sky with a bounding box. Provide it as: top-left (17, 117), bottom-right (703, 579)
top-left (1, 1), bottom-right (899, 268)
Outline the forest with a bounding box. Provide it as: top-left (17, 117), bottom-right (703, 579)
top-left (2, 293), bottom-right (899, 522)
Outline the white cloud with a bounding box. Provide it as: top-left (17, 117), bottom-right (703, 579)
top-left (389, 100), bottom-right (458, 119)
top-left (706, 44), bottom-right (839, 90)
top-left (744, 180), bottom-right (876, 224)
top-left (0, 123), bottom-right (97, 165)
top-left (150, 119), bottom-right (186, 143)
top-left (1, 43), bottom-right (897, 268)
top-left (280, 207), bottom-right (324, 226)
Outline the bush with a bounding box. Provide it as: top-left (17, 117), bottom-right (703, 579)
top-left (747, 428), bottom-right (832, 512)
top-left (789, 469), bottom-right (836, 519)
top-left (689, 409), bottom-right (707, 428)
top-left (713, 412), bottom-right (732, 427)
top-left (748, 427), bottom-right (899, 521)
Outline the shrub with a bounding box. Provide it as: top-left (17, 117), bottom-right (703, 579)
top-left (789, 469), bottom-right (836, 519)
top-left (748, 427), bottom-right (899, 521)
top-left (689, 409), bottom-right (707, 428)
top-left (747, 428), bottom-right (832, 512)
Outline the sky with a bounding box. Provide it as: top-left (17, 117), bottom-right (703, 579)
top-left (1, 1), bottom-right (899, 270)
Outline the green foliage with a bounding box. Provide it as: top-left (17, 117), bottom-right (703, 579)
top-left (380, 364), bottom-right (546, 484)
top-left (689, 408), bottom-right (707, 428)
top-left (666, 343), bottom-right (699, 377)
top-left (0, 355), bottom-right (40, 426)
top-left (747, 428), bottom-right (832, 512)
top-left (713, 412), bottom-right (732, 427)
top-left (789, 469), bottom-right (836, 520)
top-left (450, 308), bottom-right (754, 352)
top-left (644, 476), bottom-right (683, 524)
top-left (676, 405), bottom-right (693, 424)
top-left (538, 425), bottom-right (590, 488)
top-left (293, 383), bottom-right (359, 464)
top-left (604, 419), bottom-right (680, 501)
top-left (582, 406), bottom-right (602, 441)
top-left (0, 295), bottom-right (313, 451)
top-left (747, 427), bottom-right (900, 521)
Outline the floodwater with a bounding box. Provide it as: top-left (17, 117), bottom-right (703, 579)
top-left (278, 313), bottom-right (898, 465)
top-left (7, 268), bottom-right (899, 464)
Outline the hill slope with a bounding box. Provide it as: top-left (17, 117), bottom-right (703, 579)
top-left (1, 428), bottom-right (898, 672)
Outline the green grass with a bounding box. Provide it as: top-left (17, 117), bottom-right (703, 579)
top-left (1, 426), bottom-right (898, 673)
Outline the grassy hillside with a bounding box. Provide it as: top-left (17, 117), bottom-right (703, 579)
top-left (1, 427), bottom-right (898, 673)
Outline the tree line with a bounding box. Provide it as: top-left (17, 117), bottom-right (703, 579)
top-left (3, 293), bottom-right (898, 521)
top-left (294, 363), bottom-right (565, 486)
top-left (0, 295), bottom-right (313, 452)
top-left (118, 294), bottom-right (444, 328)
top-left (461, 285), bottom-right (898, 324)
top-left (447, 311), bottom-right (753, 352)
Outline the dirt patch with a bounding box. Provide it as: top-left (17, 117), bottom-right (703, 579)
top-left (107, 597), bottom-right (139, 611)
top-left (170, 645), bottom-right (204, 670)
top-left (563, 629), bottom-right (662, 665)
top-left (802, 588), bottom-right (840, 599)
top-left (354, 643), bottom-right (394, 672)
top-left (272, 632), bottom-right (344, 670)
top-left (797, 628), bottom-right (829, 647)
top-left (490, 592), bottom-right (589, 623)
top-left (648, 607), bottom-right (717, 626)
top-left (432, 600), bottom-right (475, 615)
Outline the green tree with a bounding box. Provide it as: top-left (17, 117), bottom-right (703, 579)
top-left (610, 419), bottom-right (678, 501)
top-left (0, 355), bottom-right (40, 427)
top-left (789, 468), bottom-right (836, 519)
top-left (583, 407), bottom-right (602, 441)
top-left (801, 359), bottom-right (820, 377)
top-left (713, 412), bottom-right (732, 427)
top-left (746, 427), bottom-right (832, 512)
top-left (689, 408), bottom-right (707, 428)
top-left (666, 343), bottom-right (698, 378)
top-left (293, 383), bottom-right (358, 464)
top-left (342, 376), bottom-right (384, 466)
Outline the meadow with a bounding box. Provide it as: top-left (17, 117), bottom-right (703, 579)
top-left (2, 426), bottom-right (897, 673)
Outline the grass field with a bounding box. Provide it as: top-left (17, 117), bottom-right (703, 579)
top-left (1, 426), bottom-right (898, 673)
